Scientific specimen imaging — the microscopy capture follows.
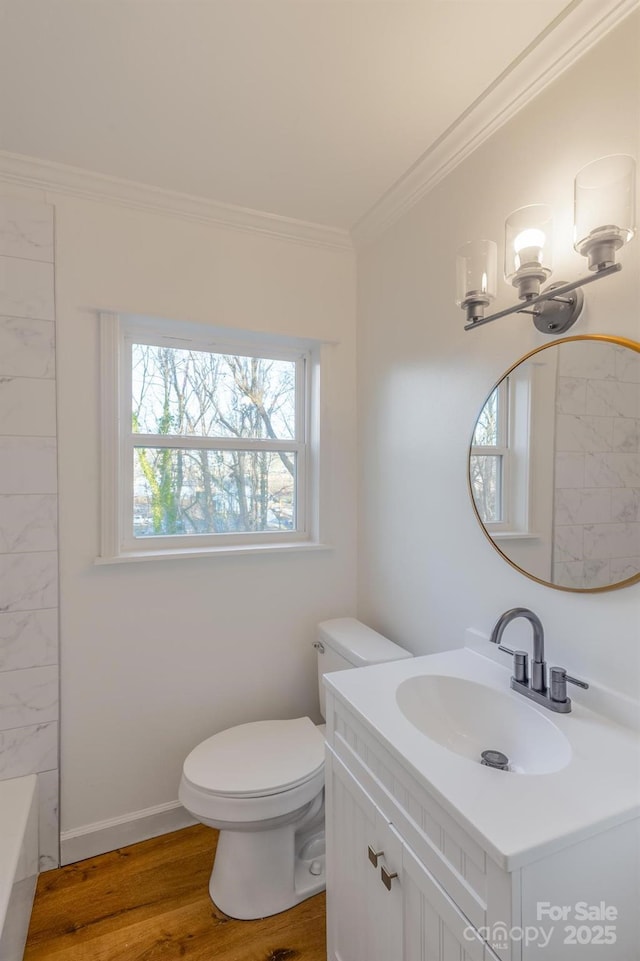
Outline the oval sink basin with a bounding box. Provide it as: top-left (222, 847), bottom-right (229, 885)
top-left (396, 674), bottom-right (572, 775)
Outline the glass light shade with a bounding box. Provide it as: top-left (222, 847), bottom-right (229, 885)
top-left (456, 240), bottom-right (497, 307)
top-left (505, 205), bottom-right (553, 298)
top-left (574, 155), bottom-right (636, 270)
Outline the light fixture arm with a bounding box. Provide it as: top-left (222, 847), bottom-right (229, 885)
top-left (464, 262), bottom-right (621, 332)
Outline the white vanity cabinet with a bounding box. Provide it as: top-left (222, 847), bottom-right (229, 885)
top-left (325, 684), bottom-right (640, 961)
top-left (326, 749), bottom-right (496, 961)
top-left (325, 691), bottom-right (511, 961)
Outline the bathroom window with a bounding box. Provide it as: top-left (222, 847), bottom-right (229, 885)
top-left (470, 380), bottom-right (510, 528)
top-left (470, 368), bottom-right (535, 537)
top-left (99, 313), bottom-right (324, 561)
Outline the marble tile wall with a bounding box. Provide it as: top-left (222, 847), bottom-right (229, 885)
top-left (553, 341), bottom-right (640, 590)
top-left (0, 195), bottom-right (59, 869)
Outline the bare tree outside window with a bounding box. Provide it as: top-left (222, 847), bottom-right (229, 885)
top-left (470, 385), bottom-right (504, 525)
top-left (131, 344), bottom-right (298, 537)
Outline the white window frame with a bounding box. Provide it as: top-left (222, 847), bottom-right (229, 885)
top-left (471, 370), bottom-right (536, 538)
top-left (471, 379), bottom-right (511, 531)
top-left (502, 363), bottom-right (534, 538)
top-left (98, 312), bottom-right (326, 562)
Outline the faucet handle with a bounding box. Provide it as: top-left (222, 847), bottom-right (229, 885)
top-left (498, 646), bottom-right (529, 684)
top-left (566, 673), bottom-right (589, 690)
top-left (550, 666), bottom-right (589, 703)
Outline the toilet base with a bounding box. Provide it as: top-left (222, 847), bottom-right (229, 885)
top-left (209, 803), bottom-right (325, 919)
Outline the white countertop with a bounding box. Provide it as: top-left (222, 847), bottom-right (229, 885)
top-left (324, 647), bottom-right (640, 871)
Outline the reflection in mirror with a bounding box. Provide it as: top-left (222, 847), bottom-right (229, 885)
top-left (469, 337), bottom-right (640, 592)
top-left (470, 383), bottom-right (505, 524)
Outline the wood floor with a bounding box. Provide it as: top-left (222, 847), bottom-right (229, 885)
top-left (24, 824), bottom-right (327, 961)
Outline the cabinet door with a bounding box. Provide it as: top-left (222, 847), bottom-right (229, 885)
top-left (402, 840), bottom-right (497, 961)
top-left (327, 748), bottom-right (499, 961)
top-left (326, 749), bottom-right (402, 961)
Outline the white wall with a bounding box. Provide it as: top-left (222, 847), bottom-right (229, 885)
top-left (0, 185), bottom-right (357, 853)
top-left (357, 19), bottom-right (640, 698)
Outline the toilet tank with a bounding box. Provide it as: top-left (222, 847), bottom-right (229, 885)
top-left (316, 617), bottom-right (411, 719)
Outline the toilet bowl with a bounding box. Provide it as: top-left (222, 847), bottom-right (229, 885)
top-left (178, 618), bottom-right (411, 920)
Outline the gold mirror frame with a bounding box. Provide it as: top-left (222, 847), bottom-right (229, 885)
top-left (468, 335), bottom-right (640, 593)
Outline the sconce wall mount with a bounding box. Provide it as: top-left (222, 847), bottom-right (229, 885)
top-left (529, 280), bottom-right (585, 335)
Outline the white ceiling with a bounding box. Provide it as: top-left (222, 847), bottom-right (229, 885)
top-left (0, 0), bottom-right (576, 229)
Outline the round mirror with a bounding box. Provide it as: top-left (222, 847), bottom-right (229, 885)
top-left (469, 335), bottom-right (640, 592)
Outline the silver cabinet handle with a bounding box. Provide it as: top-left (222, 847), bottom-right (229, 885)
top-left (368, 846), bottom-right (383, 867)
top-left (381, 865), bottom-right (398, 890)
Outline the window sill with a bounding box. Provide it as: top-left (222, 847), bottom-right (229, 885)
top-left (491, 531), bottom-right (540, 541)
top-left (95, 541), bottom-right (333, 565)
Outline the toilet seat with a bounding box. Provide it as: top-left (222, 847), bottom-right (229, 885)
top-left (182, 717), bottom-right (325, 799)
top-left (179, 717), bottom-right (326, 824)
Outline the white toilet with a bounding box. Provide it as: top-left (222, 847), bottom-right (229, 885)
top-left (178, 617), bottom-right (411, 920)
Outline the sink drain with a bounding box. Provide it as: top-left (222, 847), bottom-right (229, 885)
top-left (481, 749), bottom-right (509, 771)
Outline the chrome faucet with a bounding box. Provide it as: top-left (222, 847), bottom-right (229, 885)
top-left (490, 608), bottom-right (588, 713)
top-left (490, 607), bottom-right (547, 692)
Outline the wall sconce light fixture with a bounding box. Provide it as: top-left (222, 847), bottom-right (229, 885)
top-left (455, 239), bottom-right (497, 319)
top-left (457, 155), bottom-right (636, 334)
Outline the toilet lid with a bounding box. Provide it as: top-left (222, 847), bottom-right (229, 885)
top-left (182, 717), bottom-right (325, 798)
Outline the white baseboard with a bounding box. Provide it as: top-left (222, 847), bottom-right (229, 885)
top-left (60, 800), bottom-right (197, 865)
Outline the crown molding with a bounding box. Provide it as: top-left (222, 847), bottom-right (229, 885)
top-left (352, 0), bottom-right (640, 248)
top-left (0, 150), bottom-right (353, 251)
top-left (0, 0), bottom-right (636, 251)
